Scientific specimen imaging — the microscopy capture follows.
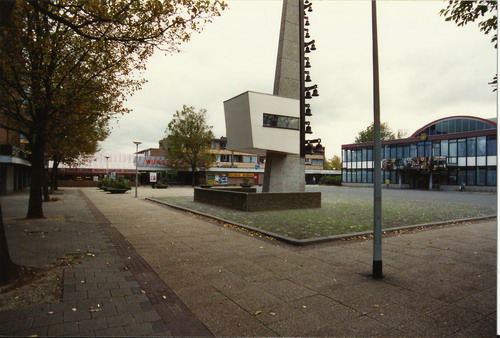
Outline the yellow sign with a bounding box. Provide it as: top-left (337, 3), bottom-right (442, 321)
top-left (227, 173), bottom-right (254, 178)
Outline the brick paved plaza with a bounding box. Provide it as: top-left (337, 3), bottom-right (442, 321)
top-left (0, 187), bottom-right (496, 336)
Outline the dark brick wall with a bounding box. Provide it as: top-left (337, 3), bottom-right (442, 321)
top-left (194, 188), bottom-right (321, 211)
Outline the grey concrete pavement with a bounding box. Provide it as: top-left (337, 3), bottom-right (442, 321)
top-left (84, 186), bottom-right (497, 337)
top-left (0, 186), bottom-right (496, 337)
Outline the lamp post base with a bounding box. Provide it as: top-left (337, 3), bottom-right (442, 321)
top-left (371, 260), bottom-right (383, 279)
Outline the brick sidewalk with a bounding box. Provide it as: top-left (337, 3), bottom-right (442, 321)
top-left (0, 189), bottom-right (207, 336)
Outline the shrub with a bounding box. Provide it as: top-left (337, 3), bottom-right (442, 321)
top-left (319, 176), bottom-right (342, 186)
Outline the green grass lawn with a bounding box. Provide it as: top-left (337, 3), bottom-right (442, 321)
top-left (156, 196), bottom-right (496, 240)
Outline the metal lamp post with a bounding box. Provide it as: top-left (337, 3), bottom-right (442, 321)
top-left (133, 141), bottom-right (141, 198)
top-left (105, 156), bottom-right (110, 178)
top-left (371, 0), bottom-right (383, 279)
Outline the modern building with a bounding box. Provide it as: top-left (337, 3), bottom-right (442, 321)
top-left (0, 127), bottom-right (30, 194)
top-left (51, 136), bottom-right (330, 187)
top-left (342, 116), bottom-right (497, 191)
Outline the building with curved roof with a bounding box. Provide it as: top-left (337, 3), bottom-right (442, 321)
top-left (341, 116), bottom-right (497, 191)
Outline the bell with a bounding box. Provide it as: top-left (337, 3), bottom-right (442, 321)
top-left (305, 46), bottom-right (310, 53)
top-left (305, 124), bottom-right (312, 134)
top-left (311, 43), bottom-right (316, 51)
top-left (305, 107), bottom-right (312, 116)
top-left (308, 6), bottom-right (313, 12)
top-left (312, 88), bottom-right (319, 97)
top-left (305, 0), bottom-right (310, 4)
top-left (305, 60), bottom-right (311, 68)
top-left (305, 19), bottom-right (310, 26)
top-left (305, 74), bottom-right (311, 82)
top-left (305, 91), bottom-right (312, 99)
top-left (305, 143), bottom-right (314, 155)
top-left (315, 142), bottom-right (324, 154)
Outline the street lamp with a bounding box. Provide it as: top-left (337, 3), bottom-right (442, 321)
top-left (133, 141), bottom-right (142, 198)
top-left (105, 156), bottom-right (110, 178)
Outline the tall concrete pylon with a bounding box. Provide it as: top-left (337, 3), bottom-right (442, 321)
top-left (262, 0), bottom-right (305, 193)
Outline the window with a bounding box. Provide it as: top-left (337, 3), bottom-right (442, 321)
top-left (467, 137), bottom-right (476, 156)
top-left (367, 148), bottom-right (373, 161)
top-left (390, 146), bottom-right (397, 159)
top-left (367, 170), bottom-right (373, 183)
top-left (466, 169), bottom-right (475, 186)
top-left (487, 168), bottom-right (496, 185)
top-left (477, 136), bottom-right (486, 156)
top-left (457, 139), bottom-right (466, 157)
top-left (242, 156), bottom-right (257, 164)
top-left (219, 155), bottom-right (231, 162)
top-left (449, 169), bottom-right (457, 184)
top-left (417, 142), bottom-right (425, 157)
top-left (449, 140), bottom-right (457, 157)
top-left (396, 146), bottom-right (403, 159)
top-left (477, 167), bottom-right (486, 186)
top-left (425, 142), bottom-right (432, 156)
top-left (403, 145), bottom-right (409, 158)
top-left (433, 142), bottom-right (440, 156)
top-left (311, 159), bottom-right (323, 166)
top-left (440, 140), bottom-right (448, 156)
top-left (263, 113), bottom-right (299, 130)
top-left (487, 136), bottom-right (496, 156)
top-left (410, 144), bottom-right (417, 158)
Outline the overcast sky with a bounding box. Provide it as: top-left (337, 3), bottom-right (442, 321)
top-left (99, 0), bottom-right (497, 159)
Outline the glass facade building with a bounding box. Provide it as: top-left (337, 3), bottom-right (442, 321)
top-left (342, 116), bottom-right (497, 190)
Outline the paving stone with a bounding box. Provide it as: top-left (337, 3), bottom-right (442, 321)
top-left (78, 316), bottom-right (108, 332)
top-left (106, 314), bottom-right (135, 328)
top-left (124, 322), bottom-right (156, 336)
top-left (63, 308), bottom-right (92, 322)
top-left (93, 326), bottom-right (126, 336)
top-left (47, 322), bottom-right (79, 336)
top-left (33, 313), bottom-right (63, 327)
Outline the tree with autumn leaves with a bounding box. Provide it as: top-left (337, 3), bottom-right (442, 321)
top-left (161, 105), bottom-right (215, 187)
top-left (0, 1), bottom-right (226, 285)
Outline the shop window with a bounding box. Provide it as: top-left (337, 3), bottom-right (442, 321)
top-left (449, 169), bottom-right (457, 184)
top-left (476, 168), bottom-right (486, 186)
top-left (487, 168), bottom-right (496, 186)
top-left (477, 136), bottom-right (486, 156)
top-left (458, 170), bottom-right (466, 185)
top-left (466, 169), bottom-right (475, 186)
top-left (367, 170), bottom-right (373, 183)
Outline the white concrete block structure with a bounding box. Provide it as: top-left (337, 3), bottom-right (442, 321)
top-left (223, 91), bottom-right (300, 155)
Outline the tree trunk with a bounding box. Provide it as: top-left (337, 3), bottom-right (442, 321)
top-left (27, 135), bottom-right (46, 219)
top-left (43, 168), bottom-right (50, 202)
top-left (52, 161), bottom-right (59, 191)
top-left (191, 166), bottom-right (196, 187)
top-left (0, 203), bottom-right (22, 286)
